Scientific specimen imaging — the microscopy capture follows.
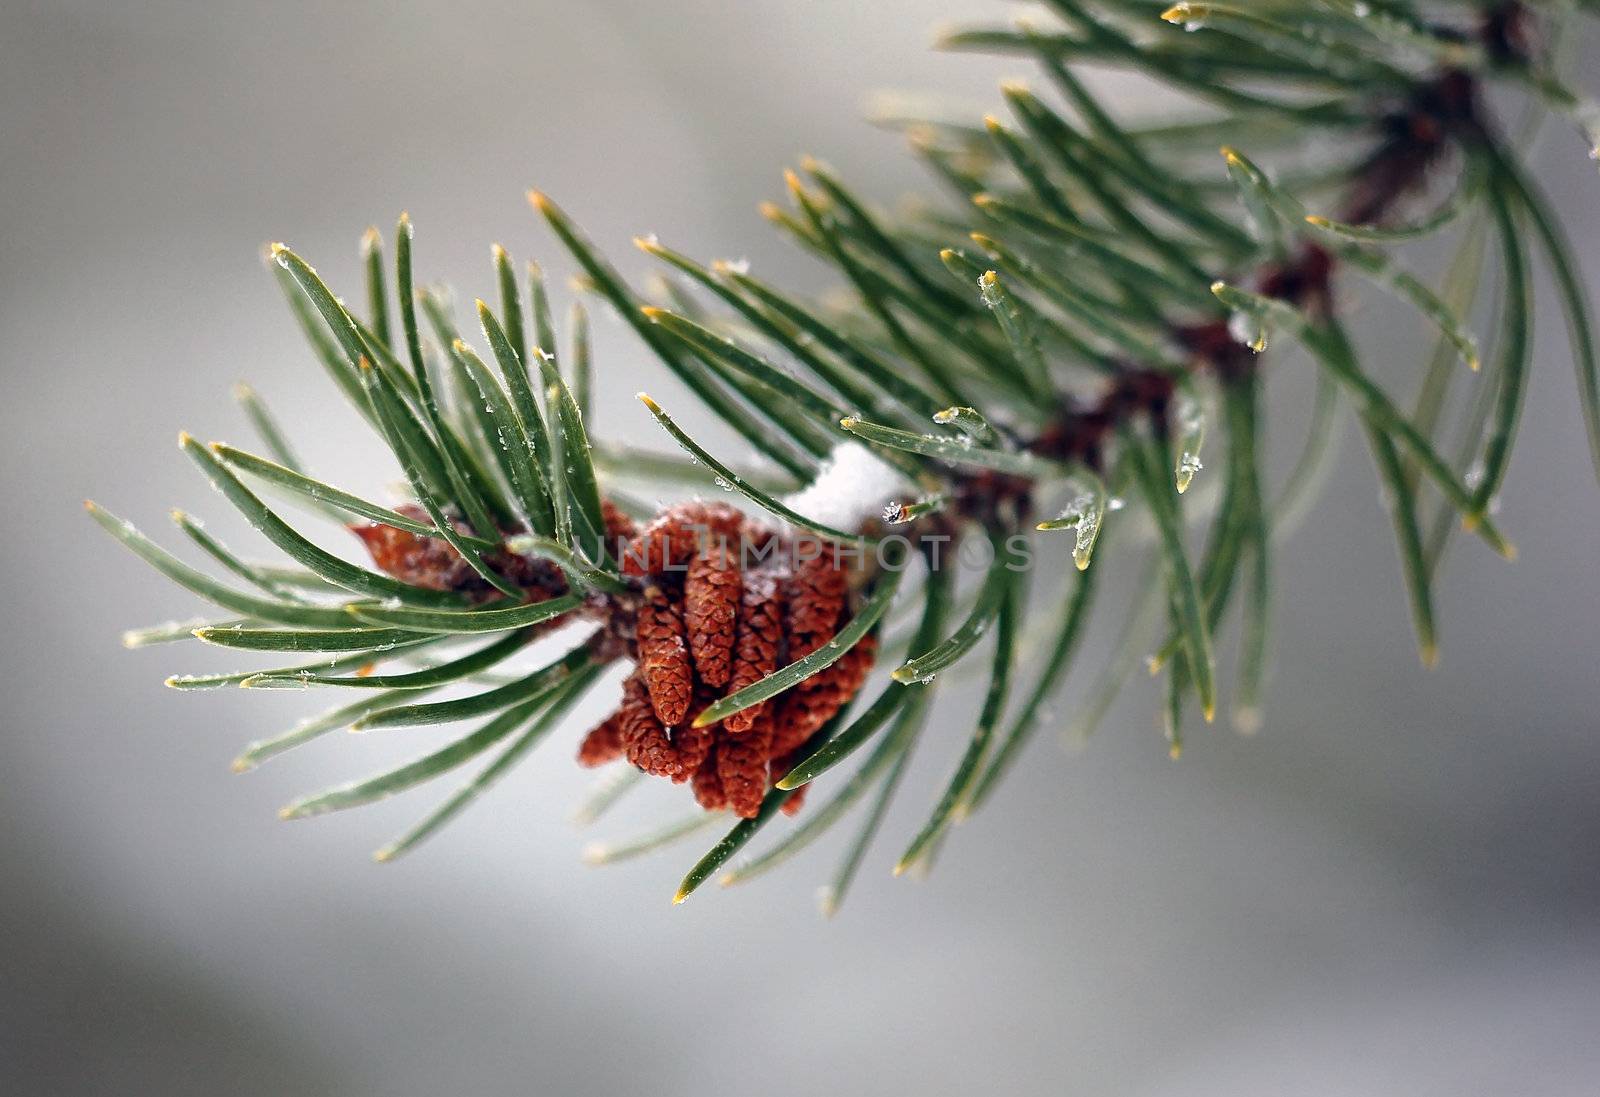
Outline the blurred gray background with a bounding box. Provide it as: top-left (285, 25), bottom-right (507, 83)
top-left (2, 2), bottom-right (1596, 1094)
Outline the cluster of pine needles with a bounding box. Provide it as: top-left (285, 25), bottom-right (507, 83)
top-left (93, 0), bottom-right (1599, 911)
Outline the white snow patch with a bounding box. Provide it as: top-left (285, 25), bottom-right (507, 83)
top-left (782, 441), bottom-right (914, 532)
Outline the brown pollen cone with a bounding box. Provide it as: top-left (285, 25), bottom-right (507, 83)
top-left (576, 710), bottom-right (626, 768)
top-left (600, 498), bottom-right (638, 543)
top-left (717, 711), bottom-right (774, 819)
top-left (784, 545), bottom-right (848, 660)
top-left (619, 500), bottom-right (744, 577)
top-left (350, 505), bottom-right (477, 592)
top-left (684, 544), bottom-right (741, 687)
top-left (769, 631), bottom-right (879, 759)
top-left (691, 752), bottom-right (728, 812)
top-left (352, 503), bottom-right (567, 604)
top-left (619, 672), bottom-right (680, 779)
top-left (723, 570), bottom-right (784, 734)
top-left (672, 679), bottom-right (721, 781)
top-left (636, 583), bottom-right (692, 727)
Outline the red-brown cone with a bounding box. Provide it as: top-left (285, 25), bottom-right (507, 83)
top-left (576, 710), bottom-right (625, 767)
top-left (784, 544), bottom-right (848, 660)
top-left (350, 505), bottom-right (476, 591)
top-left (619, 501), bottom-right (744, 577)
top-left (600, 498), bottom-right (638, 543)
top-left (636, 583), bottom-right (692, 727)
top-left (619, 672), bottom-right (680, 779)
top-left (672, 679), bottom-right (720, 781)
top-left (717, 712), bottom-right (774, 819)
top-left (769, 632), bottom-right (879, 758)
top-left (691, 752), bottom-right (728, 812)
top-left (723, 570), bottom-right (784, 734)
top-left (684, 544), bottom-right (741, 687)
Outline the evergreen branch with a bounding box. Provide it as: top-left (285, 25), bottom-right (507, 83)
top-left (94, 0), bottom-right (1600, 906)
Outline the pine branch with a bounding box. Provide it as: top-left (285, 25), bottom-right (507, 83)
top-left (93, 0), bottom-right (1599, 912)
